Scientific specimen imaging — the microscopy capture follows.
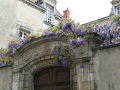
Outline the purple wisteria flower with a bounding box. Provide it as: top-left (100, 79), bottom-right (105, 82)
top-left (18, 37), bottom-right (32, 45)
top-left (54, 55), bottom-right (68, 65)
top-left (55, 30), bottom-right (63, 36)
top-left (12, 48), bottom-right (16, 55)
top-left (50, 48), bottom-right (54, 55)
top-left (6, 48), bottom-right (11, 56)
top-left (41, 30), bottom-right (54, 37)
top-left (67, 38), bottom-right (85, 45)
top-left (63, 60), bottom-right (68, 65)
top-left (80, 65), bottom-right (85, 68)
top-left (76, 38), bottom-right (85, 44)
top-left (67, 39), bottom-right (73, 44)
top-left (62, 22), bottom-right (73, 33)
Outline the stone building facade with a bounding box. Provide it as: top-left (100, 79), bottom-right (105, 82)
top-left (0, 0), bottom-right (62, 48)
top-left (1, 0), bottom-right (120, 90)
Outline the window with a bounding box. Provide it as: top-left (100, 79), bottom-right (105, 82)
top-left (45, 4), bottom-right (54, 24)
top-left (116, 5), bottom-right (120, 14)
top-left (19, 30), bottom-right (30, 39)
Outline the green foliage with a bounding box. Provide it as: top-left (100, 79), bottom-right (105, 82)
top-left (48, 25), bottom-right (58, 32)
top-left (0, 48), bottom-right (7, 54)
top-left (60, 18), bottom-right (74, 23)
top-left (85, 24), bottom-right (92, 30)
top-left (91, 21), bottom-right (99, 25)
top-left (38, 28), bottom-right (46, 33)
top-left (0, 48), bottom-right (13, 62)
top-left (25, 33), bottom-right (40, 38)
top-left (8, 39), bottom-right (18, 43)
top-left (112, 15), bottom-right (120, 21)
top-left (76, 22), bottom-right (81, 28)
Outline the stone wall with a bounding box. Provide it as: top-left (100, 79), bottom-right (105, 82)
top-left (0, 0), bottom-right (17, 48)
top-left (16, 0), bottom-right (45, 33)
top-left (93, 44), bottom-right (120, 90)
top-left (0, 66), bottom-right (12, 90)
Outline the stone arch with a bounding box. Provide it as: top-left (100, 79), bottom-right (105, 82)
top-left (11, 34), bottom-right (104, 90)
top-left (20, 56), bottom-right (71, 90)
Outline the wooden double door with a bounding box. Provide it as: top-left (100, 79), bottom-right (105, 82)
top-left (34, 67), bottom-right (70, 90)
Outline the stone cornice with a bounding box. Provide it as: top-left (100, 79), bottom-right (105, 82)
top-left (111, 0), bottom-right (120, 5)
top-left (93, 43), bottom-right (120, 50)
top-left (54, 14), bottom-right (63, 20)
top-left (18, 0), bottom-right (46, 12)
top-left (17, 36), bottom-right (68, 54)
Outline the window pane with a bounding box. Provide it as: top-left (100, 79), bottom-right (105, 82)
top-left (19, 31), bottom-right (22, 37)
top-left (24, 33), bottom-right (26, 36)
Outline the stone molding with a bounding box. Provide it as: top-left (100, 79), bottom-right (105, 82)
top-left (18, 0), bottom-right (46, 12)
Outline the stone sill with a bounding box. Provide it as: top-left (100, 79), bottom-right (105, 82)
top-left (44, 21), bottom-right (54, 26)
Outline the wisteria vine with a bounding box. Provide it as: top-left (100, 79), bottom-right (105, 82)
top-left (0, 15), bottom-right (120, 66)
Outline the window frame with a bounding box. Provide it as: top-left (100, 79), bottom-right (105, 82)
top-left (115, 5), bottom-right (120, 14)
top-left (45, 3), bottom-right (54, 24)
top-left (19, 29), bottom-right (30, 39)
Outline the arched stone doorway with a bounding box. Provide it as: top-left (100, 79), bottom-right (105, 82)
top-left (34, 66), bottom-right (70, 90)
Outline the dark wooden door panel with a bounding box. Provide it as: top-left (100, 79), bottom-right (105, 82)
top-left (54, 69), bottom-right (70, 82)
top-left (37, 87), bottom-right (49, 90)
top-left (34, 67), bottom-right (70, 90)
top-left (54, 85), bottom-right (70, 90)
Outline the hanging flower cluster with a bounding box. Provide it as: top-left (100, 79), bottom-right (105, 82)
top-left (6, 37), bottom-right (32, 56)
top-left (0, 37), bottom-right (32, 66)
top-left (50, 45), bottom-right (71, 65)
top-left (67, 38), bottom-right (86, 45)
top-left (54, 55), bottom-right (68, 65)
top-left (0, 49), bottom-right (13, 67)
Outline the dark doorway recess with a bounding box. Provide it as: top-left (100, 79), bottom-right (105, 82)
top-left (34, 67), bottom-right (70, 90)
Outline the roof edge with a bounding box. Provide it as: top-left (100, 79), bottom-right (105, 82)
top-left (18, 0), bottom-right (46, 12)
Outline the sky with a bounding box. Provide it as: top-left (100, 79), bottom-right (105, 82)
top-left (56, 0), bottom-right (112, 24)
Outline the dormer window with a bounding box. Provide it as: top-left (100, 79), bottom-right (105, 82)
top-left (45, 4), bottom-right (54, 24)
top-left (115, 5), bottom-right (120, 14)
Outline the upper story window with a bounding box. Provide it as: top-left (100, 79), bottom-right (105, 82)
top-left (19, 30), bottom-right (30, 39)
top-left (115, 5), bottom-right (120, 14)
top-left (45, 4), bottom-right (54, 24)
